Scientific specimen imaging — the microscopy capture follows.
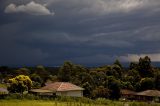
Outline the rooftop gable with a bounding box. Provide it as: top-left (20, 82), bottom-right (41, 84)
top-left (41, 82), bottom-right (84, 91)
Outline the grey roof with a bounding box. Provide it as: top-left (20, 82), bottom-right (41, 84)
top-left (136, 90), bottom-right (160, 97)
top-left (30, 89), bottom-right (55, 93)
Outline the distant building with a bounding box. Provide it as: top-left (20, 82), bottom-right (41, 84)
top-left (30, 82), bottom-right (84, 97)
top-left (121, 89), bottom-right (160, 102)
top-left (29, 89), bottom-right (55, 97)
top-left (0, 88), bottom-right (8, 94)
top-left (0, 88), bottom-right (8, 98)
top-left (121, 89), bottom-right (136, 100)
top-left (135, 90), bottom-right (160, 102)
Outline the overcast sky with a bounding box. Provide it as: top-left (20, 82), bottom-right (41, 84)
top-left (1, 0), bottom-right (160, 66)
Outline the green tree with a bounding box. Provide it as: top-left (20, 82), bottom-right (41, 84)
top-left (82, 82), bottom-right (93, 98)
top-left (90, 71), bottom-right (106, 87)
top-left (8, 75), bottom-right (32, 95)
top-left (140, 78), bottom-right (154, 91)
top-left (47, 75), bottom-right (58, 82)
top-left (79, 72), bottom-right (94, 86)
top-left (154, 71), bottom-right (160, 90)
top-left (129, 62), bottom-right (139, 70)
top-left (138, 56), bottom-right (153, 77)
top-left (107, 76), bottom-right (121, 100)
top-left (106, 65), bottom-right (122, 79)
top-left (70, 64), bottom-right (88, 84)
top-left (34, 65), bottom-right (49, 81)
top-left (15, 68), bottom-right (30, 75)
top-left (121, 81), bottom-right (134, 90)
top-left (123, 69), bottom-right (141, 90)
top-left (114, 59), bottom-right (123, 69)
top-left (0, 66), bottom-right (10, 78)
top-left (30, 74), bottom-right (43, 83)
top-left (30, 74), bottom-right (43, 88)
top-left (72, 65), bottom-right (87, 76)
top-left (92, 86), bottom-right (109, 98)
top-left (58, 61), bottom-right (73, 82)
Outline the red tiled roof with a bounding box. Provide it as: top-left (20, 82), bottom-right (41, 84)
top-left (41, 82), bottom-right (84, 91)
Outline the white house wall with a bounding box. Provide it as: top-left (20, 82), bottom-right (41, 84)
top-left (56, 90), bottom-right (83, 97)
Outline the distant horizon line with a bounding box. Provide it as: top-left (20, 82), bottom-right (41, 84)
top-left (1, 61), bottom-right (160, 68)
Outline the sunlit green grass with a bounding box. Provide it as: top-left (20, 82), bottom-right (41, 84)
top-left (0, 83), bottom-right (7, 88)
top-left (0, 100), bottom-right (105, 106)
top-left (0, 99), bottom-right (160, 106)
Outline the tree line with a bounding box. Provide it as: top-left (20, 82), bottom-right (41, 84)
top-left (0, 56), bottom-right (160, 100)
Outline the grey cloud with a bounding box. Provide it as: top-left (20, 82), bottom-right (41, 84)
top-left (1, 0), bottom-right (160, 66)
top-left (46, 0), bottom-right (160, 16)
top-left (0, 47), bottom-right (50, 66)
top-left (71, 54), bottom-right (118, 66)
top-left (133, 25), bottom-right (160, 42)
top-left (3, 0), bottom-right (160, 16)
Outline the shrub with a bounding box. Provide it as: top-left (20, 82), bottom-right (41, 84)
top-left (95, 98), bottom-right (109, 105)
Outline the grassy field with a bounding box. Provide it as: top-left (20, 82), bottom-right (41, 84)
top-left (0, 83), bottom-right (7, 88)
top-left (0, 100), bottom-right (108, 106)
top-left (0, 100), bottom-right (160, 106)
top-left (0, 99), bottom-right (160, 106)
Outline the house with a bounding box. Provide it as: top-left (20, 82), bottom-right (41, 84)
top-left (0, 88), bottom-right (9, 98)
top-left (30, 82), bottom-right (84, 97)
top-left (121, 89), bottom-right (136, 100)
top-left (121, 89), bottom-right (160, 102)
top-left (0, 88), bottom-right (8, 94)
top-left (41, 82), bottom-right (84, 97)
top-left (135, 90), bottom-right (160, 102)
top-left (29, 89), bottom-right (55, 97)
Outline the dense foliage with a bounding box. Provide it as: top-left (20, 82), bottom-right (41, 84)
top-left (0, 56), bottom-right (160, 100)
top-left (7, 75), bottom-right (32, 94)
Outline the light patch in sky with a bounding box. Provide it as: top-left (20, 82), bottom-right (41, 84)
top-left (78, 0), bottom-right (145, 15)
top-left (119, 53), bottom-right (160, 62)
top-left (4, 1), bottom-right (54, 15)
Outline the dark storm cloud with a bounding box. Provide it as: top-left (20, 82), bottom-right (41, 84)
top-left (1, 0), bottom-right (160, 66)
